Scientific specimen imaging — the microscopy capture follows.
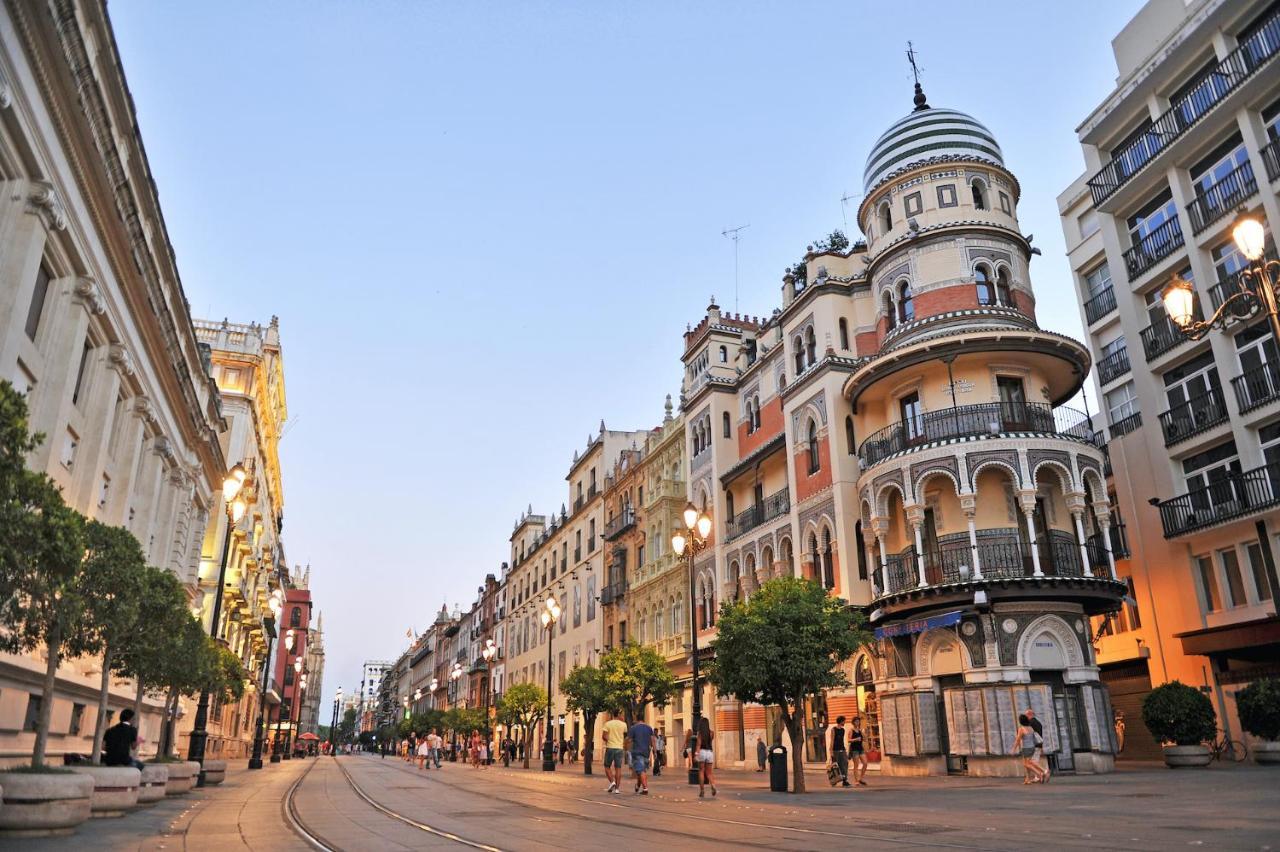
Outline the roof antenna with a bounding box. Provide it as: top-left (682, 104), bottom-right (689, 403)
top-left (840, 192), bottom-right (862, 235)
top-left (907, 41), bottom-right (929, 111)
top-left (722, 224), bottom-right (749, 312)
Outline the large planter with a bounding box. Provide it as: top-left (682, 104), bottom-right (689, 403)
top-left (158, 761), bottom-right (199, 796)
top-left (137, 764), bottom-right (169, 804)
top-left (202, 759), bottom-right (227, 785)
top-left (1163, 745), bottom-right (1212, 767)
top-left (1254, 740), bottom-right (1280, 765)
top-left (68, 766), bottom-right (140, 817)
top-left (0, 771), bottom-right (93, 836)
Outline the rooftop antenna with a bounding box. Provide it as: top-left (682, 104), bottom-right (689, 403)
top-left (722, 224), bottom-right (749, 312)
top-left (907, 41), bottom-right (929, 111)
top-left (840, 192), bottom-right (862, 235)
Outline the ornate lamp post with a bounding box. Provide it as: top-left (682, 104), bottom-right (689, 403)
top-left (448, 663), bottom-right (463, 758)
top-left (188, 463), bottom-right (250, 787)
top-left (671, 501), bottom-right (713, 785)
top-left (293, 671), bottom-right (308, 757)
top-left (249, 588), bottom-right (284, 769)
top-left (272, 628), bottom-right (295, 763)
top-left (1162, 214), bottom-right (1279, 342)
top-left (539, 595), bottom-right (562, 772)
top-left (481, 638), bottom-right (497, 723)
top-left (284, 658), bottom-right (304, 759)
top-left (329, 686), bottom-right (342, 755)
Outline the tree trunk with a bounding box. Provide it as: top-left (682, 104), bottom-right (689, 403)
top-left (582, 715), bottom-right (596, 775)
top-left (781, 706), bottom-right (806, 794)
top-left (522, 729), bottom-right (533, 769)
top-left (33, 626), bottom-right (62, 769)
top-left (132, 677), bottom-right (145, 726)
top-left (91, 647), bottom-right (114, 763)
top-left (159, 686), bottom-right (178, 758)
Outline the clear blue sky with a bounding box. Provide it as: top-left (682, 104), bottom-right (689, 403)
top-left (109, 0), bottom-right (1143, 713)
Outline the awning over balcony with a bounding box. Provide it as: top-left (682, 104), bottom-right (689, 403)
top-left (1174, 616), bottom-right (1280, 659)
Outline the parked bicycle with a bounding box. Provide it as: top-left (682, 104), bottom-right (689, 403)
top-left (1207, 729), bottom-right (1248, 763)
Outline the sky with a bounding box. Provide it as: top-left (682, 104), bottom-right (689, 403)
top-left (108, 0), bottom-right (1143, 714)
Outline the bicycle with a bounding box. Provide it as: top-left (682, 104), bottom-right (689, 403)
top-left (1207, 729), bottom-right (1248, 763)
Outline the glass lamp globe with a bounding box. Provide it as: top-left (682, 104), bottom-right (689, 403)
top-left (1233, 215), bottom-right (1267, 261)
top-left (1161, 274), bottom-right (1197, 329)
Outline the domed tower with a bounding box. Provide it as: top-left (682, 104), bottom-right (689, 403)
top-left (843, 83), bottom-right (1126, 778)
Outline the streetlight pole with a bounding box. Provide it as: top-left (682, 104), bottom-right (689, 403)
top-left (188, 463), bottom-right (249, 788)
top-left (284, 657), bottom-right (303, 760)
top-left (539, 596), bottom-right (561, 772)
top-left (671, 501), bottom-right (713, 786)
top-left (249, 589), bottom-right (284, 769)
top-left (481, 639), bottom-right (496, 763)
top-left (329, 687), bottom-right (342, 755)
top-left (293, 672), bottom-right (308, 758)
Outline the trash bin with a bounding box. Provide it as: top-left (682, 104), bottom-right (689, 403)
top-left (768, 745), bottom-right (788, 792)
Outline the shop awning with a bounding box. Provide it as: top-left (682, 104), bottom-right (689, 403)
top-left (874, 610), bottom-right (962, 640)
top-left (1174, 615), bottom-right (1280, 657)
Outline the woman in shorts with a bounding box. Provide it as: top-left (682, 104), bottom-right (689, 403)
top-left (695, 716), bottom-right (717, 798)
top-left (1012, 714), bottom-right (1047, 784)
top-left (849, 717), bottom-right (868, 786)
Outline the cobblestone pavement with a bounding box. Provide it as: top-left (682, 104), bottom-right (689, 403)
top-left (3, 753), bottom-right (1276, 850)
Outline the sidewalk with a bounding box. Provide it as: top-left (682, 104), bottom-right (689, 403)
top-left (7, 759), bottom-right (313, 852)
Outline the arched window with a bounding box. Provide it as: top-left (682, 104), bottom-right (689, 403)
top-left (838, 318), bottom-right (849, 350)
top-left (726, 490), bottom-right (735, 519)
top-left (809, 533), bottom-right (820, 582)
top-left (744, 553), bottom-right (756, 599)
top-left (897, 281), bottom-right (914, 324)
top-left (761, 546), bottom-right (774, 576)
top-left (752, 395), bottom-right (761, 430)
top-left (971, 179), bottom-right (987, 210)
top-left (883, 291), bottom-right (897, 330)
top-left (745, 400), bottom-right (754, 435)
top-left (996, 267), bottom-right (1013, 306)
top-left (728, 560), bottom-right (740, 601)
top-left (807, 419), bottom-right (820, 474)
top-left (878, 201), bottom-right (892, 234)
top-left (290, 606), bottom-right (301, 628)
top-left (805, 327), bottom-right (817, 365)
top-left (780, 537), bottom-right (794, 576)
top-left (845, 415), bottom-right (856, 455)
top-left (975, 264), bottom-right (994, 305)
top-left (794, 336), bottom-right (805, 374)
top-left (722, 411), bottom-right (731, 438)
top-left (822, 527), bottom-right (835, 590)
top-left (718, 345), bottom-right (727, 363)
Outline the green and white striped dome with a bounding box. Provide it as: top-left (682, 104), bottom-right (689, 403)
top-left (863, 105), bottom-right (1004, 192)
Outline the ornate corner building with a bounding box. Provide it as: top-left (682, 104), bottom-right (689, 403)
top-left (680, 84), bottom-right (1127, 776)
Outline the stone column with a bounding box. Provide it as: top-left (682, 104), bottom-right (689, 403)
top-left (872, 518), bottom-right (890, 595)
top-left (1017, 490), bottom-right (1043, 577)
top-left (959, 493), bottom-right (983, 579)
top-left (1093, 501), bottom-right (1118, 580)
top-left (905, 504), bottom-right (927, 587)
top-left (1065, 491), bottom-right (1092, 578)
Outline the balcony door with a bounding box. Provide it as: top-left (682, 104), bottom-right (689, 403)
top-left (1235, 322), bottom-right (1280, 408)
top-left (1033, 498), bottom-right (1058, 576)
top-left (1161, 351), bottom-right (1221, 436)
top-left (997, 377), bottom-right (1028, 430)
top-left (922, 508), bottom-right (941, 585)
top-left (1182, 442), bottom-right (1243, 516)
top-left (900, 392), bottom-right (925, 446)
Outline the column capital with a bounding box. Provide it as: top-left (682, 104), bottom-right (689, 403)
top-left (1016, 489), bottom-right (1038, 513)
top-left (959, 493), bottom-right (978, 515)
top-left (1064, 491), bottom-right (1088, 513)
top-left (872, 518), bottom-right (890, 538)
top-left (904, 503), bottom-right (925, 526)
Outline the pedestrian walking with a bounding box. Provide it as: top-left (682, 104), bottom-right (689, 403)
top-left (502, 736), bottom-right (513, 767)
top-left (652, 730), bottom-right (665, 776)
top-left (1013, 713), bottom-right (1047, 784)
top-left (416, 736), bottom-right (431, 770)
top-left (695, 716), bottom-right (717, 798)
top-left (601, 711), bottom-right (628, 794)
top-left (849, 717), bottom-right (869, 786)
top-left (1024, 708), bottom-right (1049, 783)
top-left (684, 729), bottom-right (696, 773)
top-left (1114, 711), bottom-right (1126, 753)
top-left (430, 729), bottom-right (444, 769)
top-left (827, 715), bottom-right (851, 787)
top-left (627, 716), bottom-right (654, 795)
top-left (755, 735), bottom-right (767, 772)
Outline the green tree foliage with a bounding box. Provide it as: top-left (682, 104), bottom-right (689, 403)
top-left (560, 664), bottom-right (615, 775)
top-left (706, 577), bottom-right (868, 793)
top-left (117, 566), bottom-right (190, 721)
top-left (600, 643), bottom-right (675, 724)
top-left (789, 230), bottom-right (850, 284)
top-left (1142, 681), bottom-right (1217, 746)
top-left (497, 681), bottom-right (548, 768)
top-left (1237, 678), bottom-right (1280, 741)
top-left (339, 708), bottom-right (357, 744)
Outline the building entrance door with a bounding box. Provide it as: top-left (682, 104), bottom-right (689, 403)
top-left (937, 674), bottom-right (966, 775)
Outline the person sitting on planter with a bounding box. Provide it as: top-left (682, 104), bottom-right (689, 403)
top-left (103, 708), bottom-right (144, 769)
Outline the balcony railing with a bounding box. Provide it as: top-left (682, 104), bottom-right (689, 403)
top-left (1156, 462), bottom-right (1280, 537)
top-left (601, 580), bottom-right (626, 606)
top-left (1086, 8), bottom-right (1280, 205)
top-left (603, 507), bottom-right (637, 541)
top-left (1109, 411), bottom-right (1143, 439)
top-left (1187, 160), bottom-right (1257, 234)
top-left (857, 402), bottom-right (1098, 468)
top-left (1232, 361), bottom-right (1280, 413)
top-left (1157, 387), bottom-right (1228, 445)
top-left (1140, 311), bottom-right (1198, 361)
top-left (1084, 286), bottom-right (1117, 325)
top-left (1263, 138), bottom-right (1280, 183)
top-left (725, 488), bottom-right (791, 541)
top-left (1097, 347), bottom-right (1131, 384)
top-left (1123, 218), bottom-right (1184, 281)
top-left (1087, 522), bottom-right (1130, 561)
top-left (644, 479), bottom-right (685, 507)
top-left (875, 531), bottom-right (1090, 598)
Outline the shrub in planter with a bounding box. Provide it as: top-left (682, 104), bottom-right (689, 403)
top-left (1236, 678), bottom-right (1280, 764)
top-left (1142, 681), bottom-right (1216, 767)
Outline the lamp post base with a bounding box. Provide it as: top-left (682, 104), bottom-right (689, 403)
top-left (688, 767), bottom-right (699, 785)
top-left (542, 742), bottom-right (556, 772)
top-left (270, 753), bottom-right (282, 763)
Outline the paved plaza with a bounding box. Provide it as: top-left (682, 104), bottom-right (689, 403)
top-left (3, 754), bottom-right (1275, 851)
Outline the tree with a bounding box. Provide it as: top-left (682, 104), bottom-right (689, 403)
top-left (339, 708), bottom-right (357, 744)
top-left (117, 566), bottom-right (190, 726)
top-left (78, 520), bottom-right (148, 762)
top-left (560, 664), bottom-right (615, 775)
top-left (706, 577), bottom-right (868, 793)
top-left (154, 616), bottom-right (213, 757)
top-left (497, 682), bottom-right (548, 768)
top-left (600, 642), bottom-right (676, 725)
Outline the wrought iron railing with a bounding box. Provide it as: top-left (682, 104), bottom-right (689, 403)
top-left (1086, 522), bottom-right (1130, 560)
top-left (1084, 286), bottom-right (1117, 325)
top-left (1086, 8), bottom-right (1280, 204)
top-left (1140, 311), bottom-right (1198, 361)
top-left (1232, 361), bottom-right (1280, 413)
top-left (1097, 346), bottom-right (1131, 384)
top-left (725, 488), bottom-right (791, 541)
top-left (1109, 411), bottom-right (1143, 439)
top-left (857, 402), bottom-right (1098, 468)
top-left (1157, 387), bottom-right (1228, 445)
top-left (1156, 462), bottom-right (1280, 537)
top-left (875, 532), bottom-right (1089, 597)
top-left (1187, 160), bottom-right (1257, 234)
top-left (1263, 138), bottom-right (1280, 183)
top-left (603, 507), bottom-right (637, 541)
top-left (1123, 218), bottom-right (1184, 281)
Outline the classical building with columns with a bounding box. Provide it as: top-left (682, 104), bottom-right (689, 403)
top-left (0, 0), bottom-right (227, 759)
top-left (680, 83), bottom-right (1127, 776)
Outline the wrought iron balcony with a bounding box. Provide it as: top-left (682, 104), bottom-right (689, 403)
top-left (857, 402), bottom-right (1098, 468)
top-left (1097, 346), bottom-right (1131, 384)
top-left (1232, 361), bottom-right (1280, 413)
top-left (1187, 160), bottom-right (1257, 234)
top-left (875, 531), bottom-right (1090, 598)
top-left (1109, 411), bottom-right (1143, 439)
top-left (600, 580), bottom-right (626, 606)
top-left (725, 488), bottom-right (791, 541)
top-left (1140, 311), bottom-right (1198, 361)
top-left (1157, 387), bottom-right (1228, 445)
top-left (603, 507), bottom-right (636, 541)
top-left (1123, 218), bottom-right (1184, 281)
top-left (1086, 8), bottom-right (1280, 205)
top-left (1156, 462), bottom-right (1280, 537)
top-left (1263, 138), bottom-right (1280, 183)
top-left (1084, 286), bottom-right (1117, 325)
top-left (1087, 522), bottom-right (1130, 561)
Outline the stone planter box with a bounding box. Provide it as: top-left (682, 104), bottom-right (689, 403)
top-left (157, 761), bottom-right (198, 795)
top-left (1163, 744), bottom-right (1212, 767)
top-left (1254, 740), bottom-right (1280, 765)
top-left (137, 764), bottom-right (169, 804)
top-left (0, 771), bottom-right (93, 836)
top-left (202, 759), bottom-right (227, 785)
top-left (68, 766), bottom-right (140, 817)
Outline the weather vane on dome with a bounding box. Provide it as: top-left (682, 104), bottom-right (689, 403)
top-left (907, 41), bottom-right (929, 112)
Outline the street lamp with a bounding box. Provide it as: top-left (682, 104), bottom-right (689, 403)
top-left (1162, 213), bottom-right (1280, 342)
top-left (329, 686), bottom-right (342, 755)
top-left (273, 628), bottom-right (296, 763)
top-left (284, 657), bottom-right (303, 760)
top-left (671, 501), bottom-right (712, 785)
top-left (188, 462), bottom-right (250, 787)
top-left (249, 588), bottom-right (284, 769)
top-left (294, 672), bottom-right (308, 758)
top-left (539, 595), bottom-right (561, 772)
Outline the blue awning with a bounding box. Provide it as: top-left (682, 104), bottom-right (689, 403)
top-left (874, 610), bottom-right (963, 640)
